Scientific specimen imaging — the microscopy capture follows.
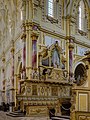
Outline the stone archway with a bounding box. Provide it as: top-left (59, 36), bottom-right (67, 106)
top-left (74, 63), bottom-right (87, 86)
top-left (49, 108), bottom-right (55, 119)
top-left (61, 102), bottom-right (71, 116)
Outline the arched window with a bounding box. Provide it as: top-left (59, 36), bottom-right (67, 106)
top-left (78, 0), bottom-right (86, 31)
top-left (41, 0), bottom-right (62, 27)
top-left (48, 0), bottom-right (54, 17)
top-left (74, 64), bottom-right (86, 85)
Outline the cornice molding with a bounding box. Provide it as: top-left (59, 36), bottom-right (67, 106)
top-left (39, 27), bottom-right (66, 39)
top-left (66, 35), bottom-right (90, 48)
top-left (21, 20), bottom-right (66, 39)
top-left (73, 39), bottom-right (90, 48)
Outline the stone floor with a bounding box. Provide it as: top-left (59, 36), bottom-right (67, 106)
top-left (0, 111), bottom-right (50, 120)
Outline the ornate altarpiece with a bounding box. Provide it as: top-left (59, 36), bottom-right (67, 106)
top-left (16, 41), bottom-right (72, 116)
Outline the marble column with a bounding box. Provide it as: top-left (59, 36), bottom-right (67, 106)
top-left (69, 39), bottom-right (74, 81)
top-left (25, 21), bottom-right (30, 79)
top-left (21, 33), bottom-right (26, 79)
top-left (31, 33), bottom-right (39, 80)
top-left (11, 42), bottom-right (14, 87)
top-left (31, 33), bottom-right (38, 69)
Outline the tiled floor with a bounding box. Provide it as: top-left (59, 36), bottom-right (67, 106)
top-left (0, 111), bottom-right (50, 120)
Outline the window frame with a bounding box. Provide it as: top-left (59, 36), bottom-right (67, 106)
top-left (48, 0), bottom-right (54, 17)
top-left (46, 0), bottom-right (58, 23)
top-left (78, 0), bottom-right (87, 35)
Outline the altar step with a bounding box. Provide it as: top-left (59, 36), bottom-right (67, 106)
top-left (6, 110), bottom-right (25, 117)
top-left (51, 115), bottom-right (70, 120)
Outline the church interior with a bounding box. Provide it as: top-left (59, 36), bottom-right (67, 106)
top-left (0, 0), bottom-right (90, 120)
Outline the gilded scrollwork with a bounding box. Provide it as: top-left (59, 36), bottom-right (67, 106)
top-left (27, 86), bottom-right (31, 93)
top-left (79, 116), bottom-right (89, 120)
top-left (51, 87), bottom-right (58, 96)
top-left (32, 85), bottom-right (37, 95)
top-left (31, 69), bottom-right (39, 79)
top-left (29, 107), bottom-right (47, 115)
top-left (48, 68), bottom-right (64, 81)
top-left (21, 86), bottom-right (25, 94)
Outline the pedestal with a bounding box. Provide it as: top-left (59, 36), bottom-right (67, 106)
top-left (10, 88), bottom-right (15, 112)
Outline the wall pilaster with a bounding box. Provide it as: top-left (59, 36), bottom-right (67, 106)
top-left (10, 40), bottom-right (15, 112)
top-left (1, 52), bottom-right (6, 105)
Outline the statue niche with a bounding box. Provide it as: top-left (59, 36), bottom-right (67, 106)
top-left (51, 47), bottom-right (60, 68)
top-left (41, 41), bottom-right (65, 69)
top-left (38, 41), bottom-right (66, 81)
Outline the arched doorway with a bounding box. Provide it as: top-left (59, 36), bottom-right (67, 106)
top-left (74, 63), bottom-right (86, 85)
top-left (61, 102), bottom-right (71, 116)
top-left (49, 108), bottom-right (55, 119)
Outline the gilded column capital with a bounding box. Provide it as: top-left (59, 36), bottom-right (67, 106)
top-left (69, 43), bottom-right (74, 49)
top-left (66, 36), bottom-right (75, 40)
top-left (69, 36), bottom-right (75, 49)
top-left (17, 74), bottom-right (21, 79)
top-left (65, 15), bottom-right (71, 20)
top-left (21, 33), bottom-right (26, 43)
top-left (31, 32), bottom-right (39, 40)
top-left (70, 16), bottom-right (76, 24)
top-left (21, 22), bottom-right (26, 30)
top-left (21, 33), bottom-right (26, 39)
top-left (25, 21), bottom-right (30, 30)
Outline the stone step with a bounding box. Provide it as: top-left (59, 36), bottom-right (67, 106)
top-left (51, 117), bottom-right (69, 120)
top-left (51, 115), bottom-right (70, 120)
top-left (6, 111), bottom-right (25, 117)
top-left (56, 115), bottom-right (70, 119)
top-left (14, 110), bottom-right (23, 113)
top-left (10, 110), bottom-right (24, 114)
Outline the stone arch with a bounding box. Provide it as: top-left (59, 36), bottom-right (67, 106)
top-left (70, 0), bottom-right (89, 17)
top-left (73, 61), bottom-right (85, 72)
top-left (74, 63), bottom-right (87, 86)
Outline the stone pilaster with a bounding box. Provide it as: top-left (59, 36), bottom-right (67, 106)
top-left (26, 0), bottom-right (29, 19)
top-left (10, 40), bottom-right (15, 88)
top-left (1, 52), bottom-right (5, 105)
top-left (88, 9), bottom-right (90, 39)
top-left (10, 40), bottom-right (15, 112)
top-left (21, 0), bottom-right (26, 21)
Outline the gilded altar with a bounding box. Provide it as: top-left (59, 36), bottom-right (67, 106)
top-left (16, 41), bottom-right (72, 116)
